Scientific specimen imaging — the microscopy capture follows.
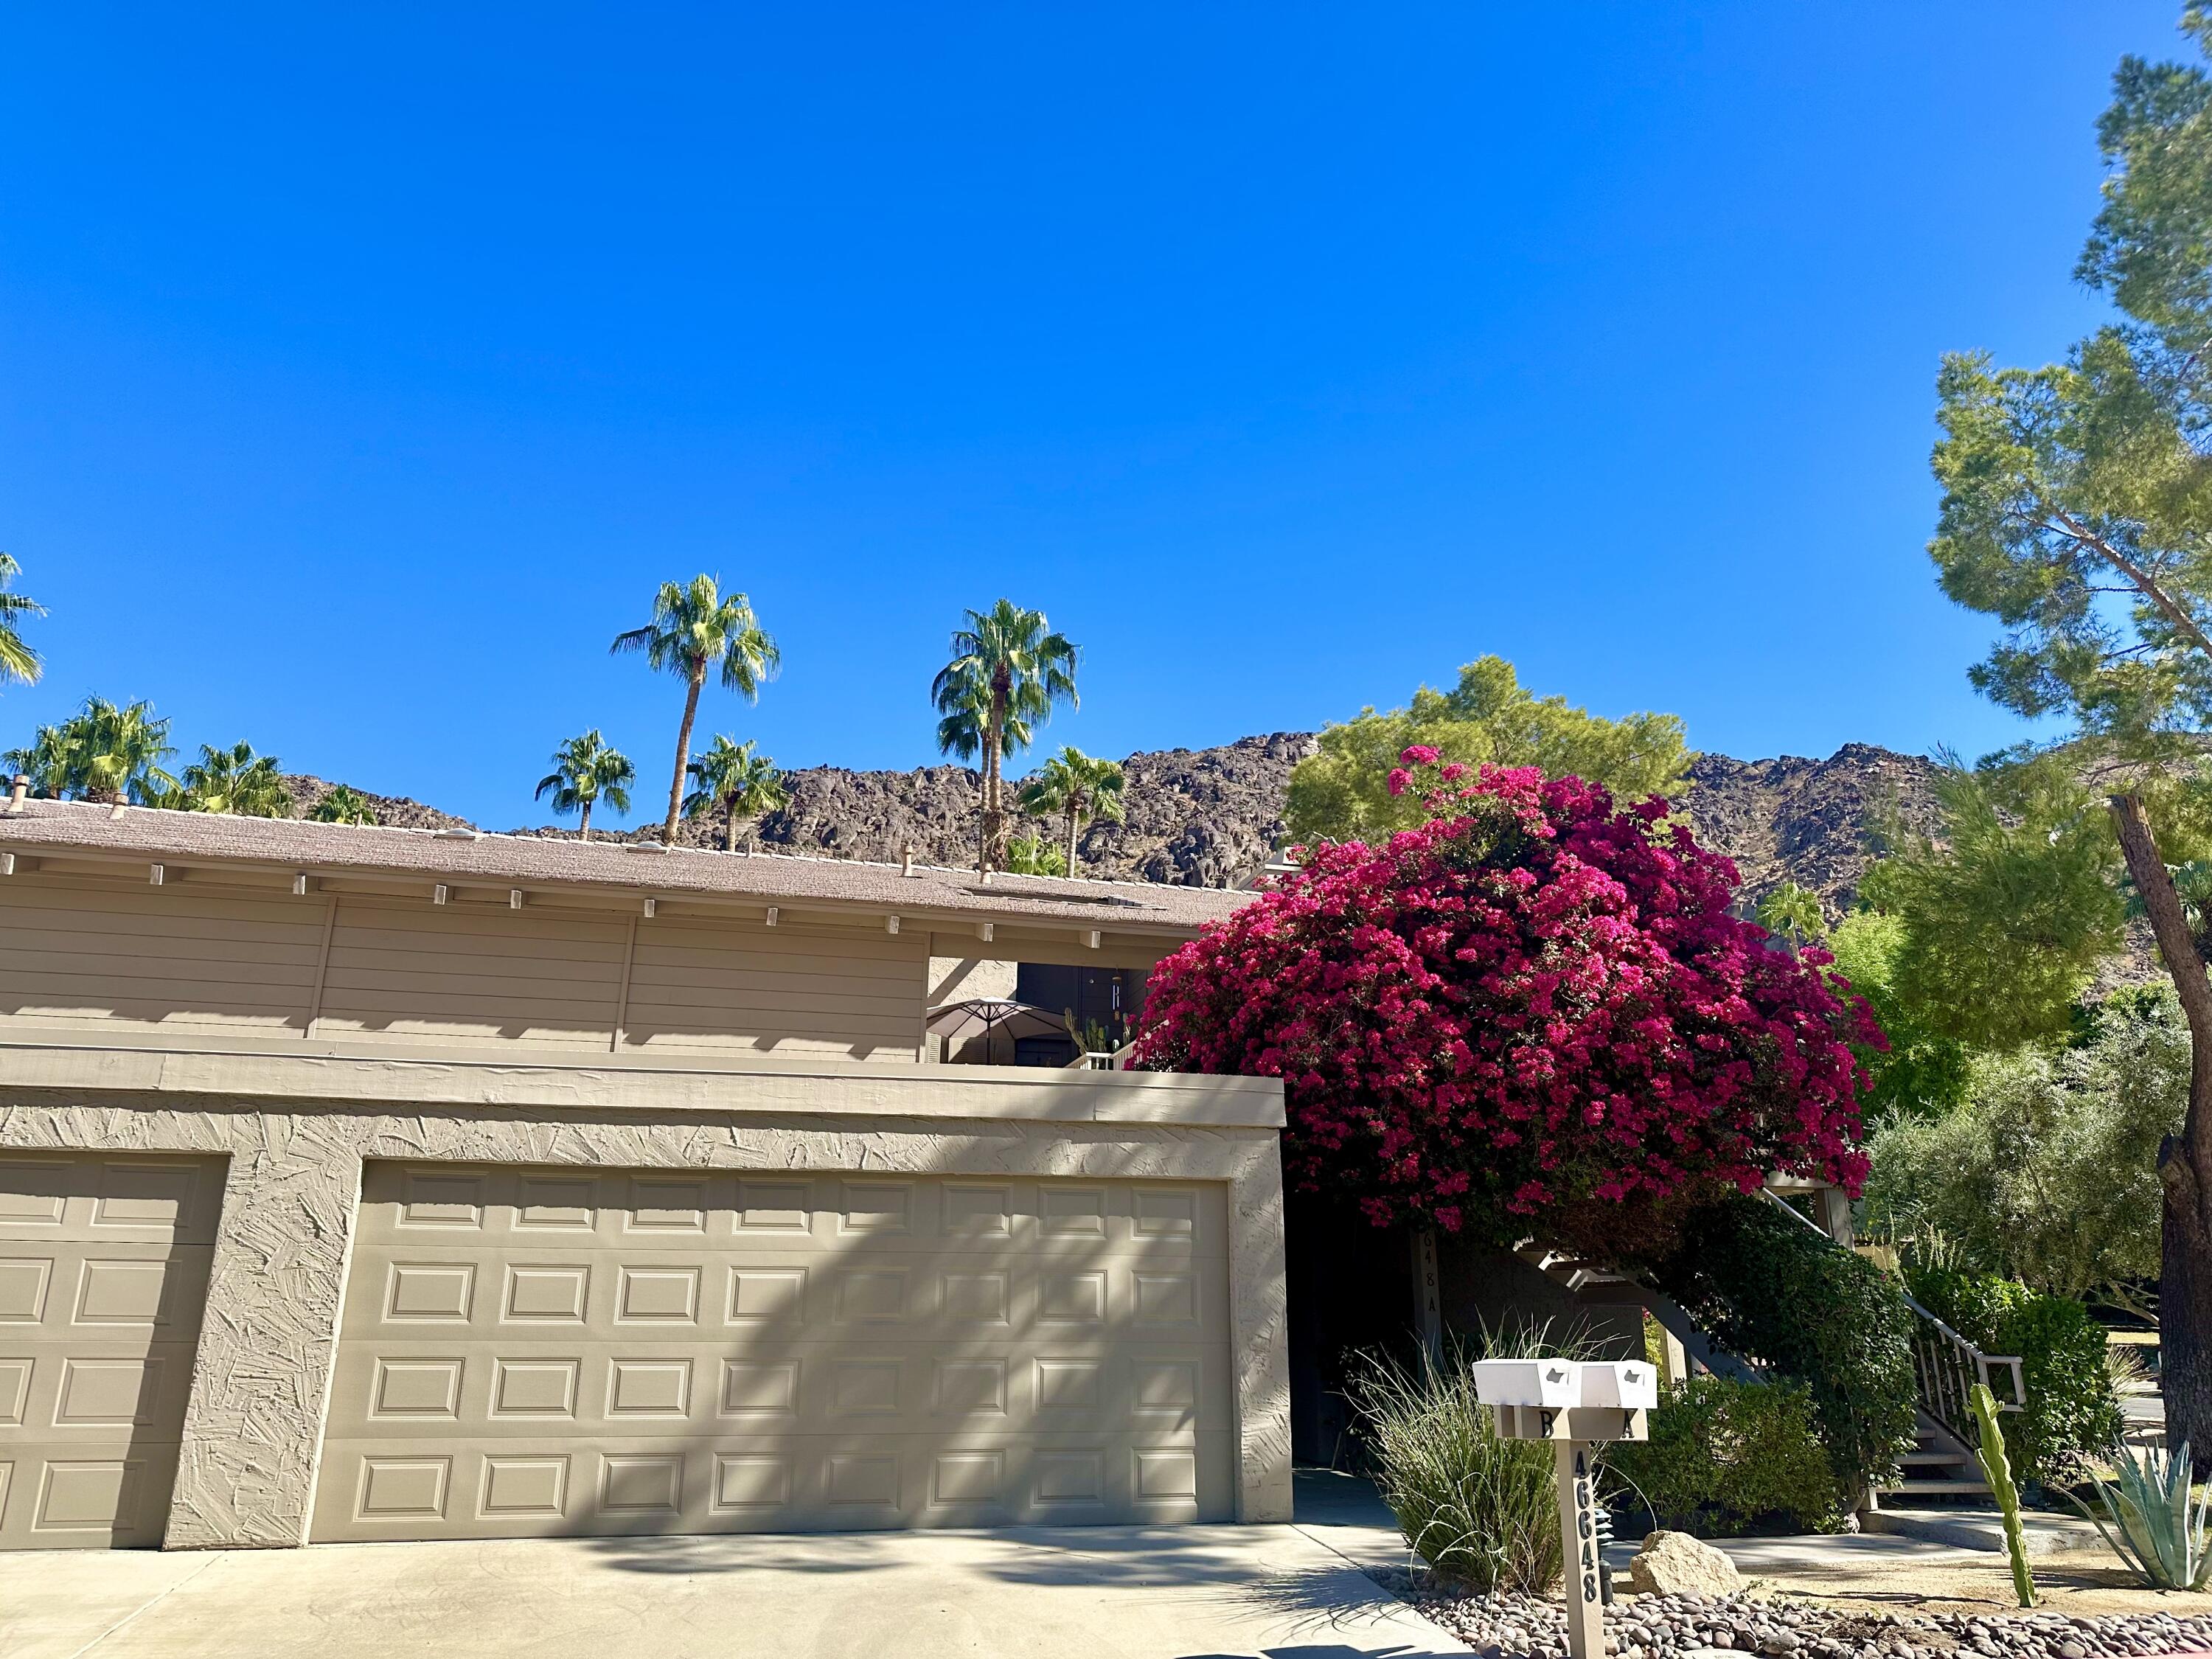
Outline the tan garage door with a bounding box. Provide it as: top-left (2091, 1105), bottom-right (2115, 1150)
top-left (0, 1152), bottom-right (224, 1549)
top-left (313, 1164), bottom-right (1234, 1541)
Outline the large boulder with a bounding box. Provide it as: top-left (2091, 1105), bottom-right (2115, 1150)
top-left (1627, 1530), bottom-right (1742, 1599)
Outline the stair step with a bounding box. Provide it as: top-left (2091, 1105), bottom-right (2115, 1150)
top-left (1879, 1478), bottom-right (1994, 1495)
top-left (1902, 1451), bottom-right (1977, 1468)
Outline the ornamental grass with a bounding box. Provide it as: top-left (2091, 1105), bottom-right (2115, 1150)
top-left (1350, 1325), bottom-right (1587, 1594)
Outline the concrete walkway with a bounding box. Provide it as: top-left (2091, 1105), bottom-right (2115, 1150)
top-left (0, 1504), bottom-right (1472, 1659)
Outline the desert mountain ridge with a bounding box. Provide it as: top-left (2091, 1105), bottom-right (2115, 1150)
top-left (284, 734), bottom-right (1945, 919)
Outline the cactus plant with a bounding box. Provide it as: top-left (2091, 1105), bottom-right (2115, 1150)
top-left (1968, 1382), bottom-right (2036, 1607)
top-left (2067, 1439), bottom-right (2212, 1590)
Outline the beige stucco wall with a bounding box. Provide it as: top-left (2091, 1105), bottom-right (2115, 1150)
top-left (0, 1034), bottom-right (1291, 1549)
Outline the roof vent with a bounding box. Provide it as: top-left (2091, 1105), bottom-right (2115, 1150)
top-left (437, 827), bottom-right (481, 841)
top-left (626, 841), bottom-right (669, 855)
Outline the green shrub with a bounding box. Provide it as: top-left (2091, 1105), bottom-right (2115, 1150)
top-left (1607, 1375), bottom-right (1843, 1536)
top-left (1348, 1333), bottom-right (1567, 1593)
top-left (1652, 1195), bottom-right (1917, 1499)
top-left (1905, 1267), bottom-right (2123, 1485)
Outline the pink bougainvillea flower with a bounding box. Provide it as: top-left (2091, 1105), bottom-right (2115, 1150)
top-left (1130, 755), bottom-right (1882, 1241)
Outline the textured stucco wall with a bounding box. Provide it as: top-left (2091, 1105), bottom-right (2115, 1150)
top-left (0, 1078), bottom-right (1290, 1549)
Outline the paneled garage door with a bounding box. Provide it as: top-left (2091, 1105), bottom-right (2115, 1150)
top-left (0, 1152), bottom-right (224, 1549)
top-left (313, 1164), bottom-right (1234, 1541)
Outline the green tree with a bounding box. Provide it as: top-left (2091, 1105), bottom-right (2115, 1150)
top-left (2, 698), bottom-right (178, 803)
top-left (611, 576), bottom-right (779, 844)
top-left (1864, 986), bottom-right (2185, 1316)
top-left (1016, 745), bottom-right (1126, 875)
top-left (534, 729), bottom-right (636, 841)
top-left (1825, 909), bottom-right (1975, 1125)
top-left (1851, 761), bottom-right (2126, 1053)
top-left (310, 784), bottom-right (378, 826)
top-left (1284, 655), bottom-right (1693, 844)
top-left (174, 741), bottom-right (293, 817)
top-left (684, 734), bottom-right (788, 852)
top-left (1924, 10), bottom-right (2212, 1455)
top-left (1, 724), bottom-right (71, 797)
top-left (931, 599), bottom-right (1078, 874)
top-left (1756, 881), bottom-right (1829, 947)
top-left (1002, 833), bottom-right (1068, 877)
top-left (0, 554), bottom-right (42, 689)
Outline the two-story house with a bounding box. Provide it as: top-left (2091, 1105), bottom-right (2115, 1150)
top-left (0, 801), bottom-right (1287, 1551)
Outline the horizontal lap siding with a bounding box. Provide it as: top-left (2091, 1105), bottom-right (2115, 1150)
top-left (623, 917), bottom-right (925, 1062)
top-left (2, 879), bottom-right (934, 1062)
top-left (315, 902), bottom-right (627, 1051)
top-left (0, 880), bottom-right (321, 1037)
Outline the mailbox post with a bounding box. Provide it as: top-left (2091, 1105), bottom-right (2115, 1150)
top-left (1471, 1359), bottom-right (1656, 1659)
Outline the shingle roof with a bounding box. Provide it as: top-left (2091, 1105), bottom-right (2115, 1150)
top-left (0, 799), bottom-right (1251, 933)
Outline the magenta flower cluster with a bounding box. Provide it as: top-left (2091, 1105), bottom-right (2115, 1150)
top-left (1132, 754), bottom-right (1883, 1235)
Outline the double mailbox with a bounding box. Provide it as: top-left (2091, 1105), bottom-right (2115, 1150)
top-left (1468, 1357), bottom-right (1656, 1442)
top-left (1470, 1357), bottom-right (1660, 1658)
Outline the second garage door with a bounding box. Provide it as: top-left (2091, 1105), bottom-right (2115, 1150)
top-left (313, 1163), bottom-right (1234, 1540)
top-left (0, 1152), bottom-right (223, 1549)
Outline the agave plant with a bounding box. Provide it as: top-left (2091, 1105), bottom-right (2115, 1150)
top-left (2067, 1439), bottom-right (2212, 1590)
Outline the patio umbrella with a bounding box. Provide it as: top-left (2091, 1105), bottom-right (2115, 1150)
top-left (924, 998), bottom-right (1070, 1062)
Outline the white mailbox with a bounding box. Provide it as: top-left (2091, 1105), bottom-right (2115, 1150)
top-left (1469, 1357), bottom-right (1582, 1408)
top-left (1469, 1354), bottom-right (1654, 1659)
top-left (1578, 1360), bottom-right (1658, 1411)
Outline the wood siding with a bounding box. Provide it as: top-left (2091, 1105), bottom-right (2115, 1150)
top-left (312, 900), bottom-right (628, 1052)
top-left (0, 879), bottom-right (321, 1037)
top-left (621, 914), bottom-right (925, 1062)
top-left (0, 876), bottom-right (927, 1062)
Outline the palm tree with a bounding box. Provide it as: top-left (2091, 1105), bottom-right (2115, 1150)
top-left (177, 741), bottom-right (293, 816)
top-left (931, 600), bottom-right (1077, 874)
top-left (1017, 745), bottom-right (1126, 876)
top-left (684, 735), bottom-right (790, 852)
top-left (0, 555), bottom-right (43, 689)
top-left (10, 698), bottom-right (177, 803)
top-left (1, 723), bottom-right (71, 797)
top-left (1002, 834), bottom-right (1068, 877)
top-left (612, 576), bottom-right (779, 843)
top-left (535, 730), bottom-right (636, 841)
top-left (310, 784), bottom-right (378, 825)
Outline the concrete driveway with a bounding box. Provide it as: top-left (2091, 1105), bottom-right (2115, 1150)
top-left (0, 1498), bottom-right (1466, 1659)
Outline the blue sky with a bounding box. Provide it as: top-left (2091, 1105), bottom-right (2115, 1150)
top-left (0, 4), bottom-right (2184, 827)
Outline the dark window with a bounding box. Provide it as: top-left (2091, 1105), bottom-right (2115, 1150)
top-left (1013, 964), bottom-right (1149, 1054)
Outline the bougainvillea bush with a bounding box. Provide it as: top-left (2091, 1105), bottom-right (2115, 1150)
top-left (1132, 752), bottom-right (1882, 1251)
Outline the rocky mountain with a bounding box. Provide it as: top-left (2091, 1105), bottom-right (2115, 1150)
top-left (1680, 743), bottom-right (1947, 919)
top-left (494, 733), bottom-right (1313, 886)
top-left (292, 734), bottom-right (1945, 911)
top-left (283, 775), bottom-right (476, 833)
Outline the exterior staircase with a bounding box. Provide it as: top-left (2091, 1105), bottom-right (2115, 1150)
top-left (1882, 1413), bottom-right (1992, 1503)
top-left (1512, 1189), bottom-right (2023, 1526)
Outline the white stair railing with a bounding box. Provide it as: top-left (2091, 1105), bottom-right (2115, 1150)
top-left (1754, 1188), bottom-right (2025, 1453)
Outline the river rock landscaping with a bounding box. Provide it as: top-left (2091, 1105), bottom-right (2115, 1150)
top-left (1368, 1582), bottom-right (2212, 1659)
